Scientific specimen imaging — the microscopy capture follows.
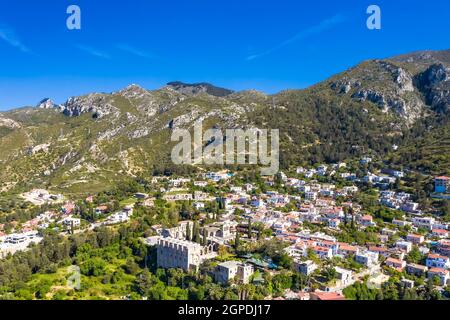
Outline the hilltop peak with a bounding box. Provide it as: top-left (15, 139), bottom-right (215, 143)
top-left (116, 84), bottom-right (148, 94)
top-left (166, 81), bottom-right (234, 97)
top-left (36, 98), bottom-right (59, 109)
top-left (115, 84), bottom-right (152, 100)
top-left (389, 48), bottom-right (450, 64)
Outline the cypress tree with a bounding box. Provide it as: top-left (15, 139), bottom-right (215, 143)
top-left (235, 231), bottom-right (240, 251)
top-left (202, 229), bottom-right (207, 246)
top-left (186, 222), bottom-right (191, 241)
top-left (193, 221), bottom-right (200, 243)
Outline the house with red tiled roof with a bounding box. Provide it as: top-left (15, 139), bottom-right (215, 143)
top-left (428, 268), bottom-right (449, 286)
top-left (431, 229), bottom-right (449, 238)
top-left (310, 291), bottom-right (346, 301)
top-left (368, 245), bottom-right (390, 258)
top-left (385, 257), bottom-right (406, 271)
top-left (406, 234), bottom-right (424, 245)
top-left (358, 214), bottom-right (376, 227)
top-left (337, 243), bottom-right (359, 257)
top-left (426, 254), bottom-right (450, 269)
top-left (311, 246), bottom-right (333, 259)
top-left (406, 263), bottom-right (428, 276)
top-left (314, 240), bottom-right (339, 256)
top-left (437, 240), bottom-right (450, 257)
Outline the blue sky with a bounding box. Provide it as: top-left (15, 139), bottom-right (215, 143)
top-left (0, 0), bottom-right (449, 110)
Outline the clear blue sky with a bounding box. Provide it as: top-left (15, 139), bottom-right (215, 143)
top-left (0, 0), bottom-right (449, 110)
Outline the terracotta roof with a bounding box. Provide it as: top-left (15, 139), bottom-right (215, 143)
top-left (429, 267), bottom-right (449, 275)
top-left (428, 253), bottom-right (448, 260)
top-left (369, 246), bottom-right (388, 252)
top-left (386, 257), bottom-right (404, 265)
top-left (407, 234), bottom-right (423, 238)
top-left (339, 244), bottom-right (358, 252)
top-left (311, 292), bottom-right (346, 301)
top-left (313, 246), bottom-right (330, 253)
top-left (406, 263), bottom-right (427, 271)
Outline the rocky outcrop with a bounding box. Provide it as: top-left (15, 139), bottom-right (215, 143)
top-left (36, 98), bottom-right (61, 110)
top-left (97, 124), bottom-right (125, 141)
top-left (331, 79), bottom-right (361, 94)
top-left (62, 94), bottom-right (118, 118)
top-left (27, 143), bottom-right (50, 155)
top-left (351, 89), bottom-right (423, 122)
top-left (128, 128), bottom-right (150, 139)
top-left (377, 61), bottom-right (415, 93)
top-left (0, 116), bottom-right (21, 129)
top-left (416, 64), bottom-right (450, 113)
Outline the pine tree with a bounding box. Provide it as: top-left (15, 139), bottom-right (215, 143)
top-left (247, 217), bottom-right (252, 239)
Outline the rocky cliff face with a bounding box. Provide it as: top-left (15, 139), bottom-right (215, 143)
top-left (415, 64), bottom-right (450, 113)
top-left (328, 55), bottom-right (450, 124)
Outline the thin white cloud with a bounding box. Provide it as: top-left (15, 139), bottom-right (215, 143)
top-left (116, 43), bottom-right (156, 59)
top-left (76, 44), bottom-right (111, 59)
top-left (246, 14), bottom-right (346, 61)
top-left (0, 26), bottom-right (30, 53)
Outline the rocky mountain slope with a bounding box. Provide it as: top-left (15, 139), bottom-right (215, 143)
top-left (0, 49), bottom-right (449, 196)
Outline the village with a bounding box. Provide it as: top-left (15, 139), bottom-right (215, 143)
top-left (1, 158), bottom-right (449, 300)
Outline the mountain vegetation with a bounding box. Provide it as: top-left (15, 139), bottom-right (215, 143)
top-left (0, 49), bottom-right (449, 198)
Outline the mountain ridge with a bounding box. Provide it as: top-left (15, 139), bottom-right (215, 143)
top-left (0, 48), bottom-right (449, 196)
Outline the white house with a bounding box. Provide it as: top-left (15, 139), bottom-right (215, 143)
top-left (295, 260), bottom-right (318, 275)
top-left (396, 241), bottom-right (413, 253)
top-left (355, 251), bottom-right (379, 267)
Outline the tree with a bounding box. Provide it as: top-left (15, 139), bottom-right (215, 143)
top-left (123, 258), bottom-right (140, 275)
top-left (292, 273), bottom-right (309, 291)
top-left (322, 266), bottom-right (337, 282)
top-left (349, 206), bottom-right (355, 229)
top-left (193, 221), bottom-right (200, 243)
top-left (185, 223), bottom-right (191, 241)
top-left (343, 207), bottom-right (349, 225)
top-left (218, 245), bottom-right (228, 258)
top-left (247, 217), bottom-right (252, 239)
top-left (276, 253), bottom-right (293, 270)
top-left (272, 273), bottom-right (292, 295)
top-left (234, 231), bottom-right (240, 252)
top-left (442, 200), bottom-right (450, 221)
top-left (202, 229), bottom-right (207, 246)
top-left (406, 246), bottom-right (423, 264)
